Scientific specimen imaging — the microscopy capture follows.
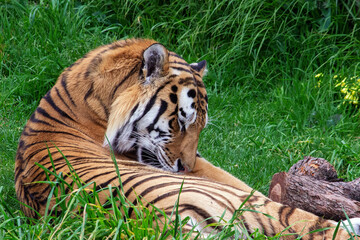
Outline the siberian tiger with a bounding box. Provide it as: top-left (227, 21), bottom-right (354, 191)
top-left (15, 38), bottom-right (359, 239)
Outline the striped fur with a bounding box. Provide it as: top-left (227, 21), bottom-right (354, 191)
top-left (15, 39), bottom-right (356, 239)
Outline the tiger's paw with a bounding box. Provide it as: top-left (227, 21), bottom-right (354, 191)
top-left (342, 218), bottom-right (360, 236)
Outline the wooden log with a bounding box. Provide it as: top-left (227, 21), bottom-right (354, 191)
top-left (288, 156), bottom-right (339, 181)
top-left (268, 156), bottom-right (360, 221)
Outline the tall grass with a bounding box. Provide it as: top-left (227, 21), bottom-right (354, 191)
top-left (0, 151), bottom-right (271, 239)
top-left (1, 0), bottom-right (360, 238)
top-left (2, 151), bottom-right (357, 239)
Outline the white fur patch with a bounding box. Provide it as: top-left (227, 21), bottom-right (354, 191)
top-left (205, 111), bottom-right (208, 127)
top-left (137, 104), bottom-right (160, 132)
top-left (341, 217), bottom-right (360, 236)
top-left (186, 216), bottom-right (204, 233)
top-left (178, 87), bottom-right (196, 129)
top-left (104, 101), bottom-right (146, 152)
top-left (170, 68), bottom-right (181, 76)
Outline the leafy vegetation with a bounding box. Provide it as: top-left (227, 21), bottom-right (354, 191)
top-left (1, 0), bottom-right (359, 238)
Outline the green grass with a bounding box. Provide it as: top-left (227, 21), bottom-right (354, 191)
top-left (1, 0), bottom-right (360, 238)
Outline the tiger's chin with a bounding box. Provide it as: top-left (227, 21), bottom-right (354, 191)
top-left (133, 147), bottom-right (188, 173)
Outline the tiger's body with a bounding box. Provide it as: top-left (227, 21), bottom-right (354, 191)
top-left (15, 39), bottom-right (358, 239)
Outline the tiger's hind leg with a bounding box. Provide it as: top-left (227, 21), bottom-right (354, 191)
top-left (239, 195), bottom-right (358, 240)
top-left (118, 171), bottom-right (353, 239)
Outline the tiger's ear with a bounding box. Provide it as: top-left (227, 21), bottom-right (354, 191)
top-left (142, 43), bottom-right (169, 84)
top-left (190, 60), bottom-right (207, 77)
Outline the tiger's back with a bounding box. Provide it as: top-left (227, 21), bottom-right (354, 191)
top-left (15, 39), bottom-right (357, 239)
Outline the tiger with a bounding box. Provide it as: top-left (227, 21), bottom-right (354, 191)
top-left (15, 38), bottom-right (360, 239)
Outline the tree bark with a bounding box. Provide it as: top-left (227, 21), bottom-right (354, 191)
top-left (268, 156), bottom-right (360, 221)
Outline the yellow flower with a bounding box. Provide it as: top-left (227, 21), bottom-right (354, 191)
top-left (315, 73), bottom-right (323, 78)
top-left (317, 80), bottom-right (322, 88)
top-left (335, 81), bottom-right (344, 88)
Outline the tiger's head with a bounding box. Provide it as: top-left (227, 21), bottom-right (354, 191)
top-left (104, 42), bottom-right (208, 173)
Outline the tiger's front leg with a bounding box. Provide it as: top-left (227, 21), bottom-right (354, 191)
top-left (185, 156), bottom-right (266, 198)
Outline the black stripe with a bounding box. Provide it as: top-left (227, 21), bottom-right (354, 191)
top-left (22, 146), bottom-right (49, 168)
top-left (284, 207), bottom-right (295, 227)
top-left (144, 200), bottom-right (218, 227)
top-left (36, 157), bottom-right (112, 177)
top-left (36, 107), bottom-right (68, 127)
top-left (168, 118), bottom-right (175, 130)
top-left (83, 81), bottom-right (110, 118)
top-left (75, 167), bottom-right (128, 183)
top-left (170, 66), bottom-right (192, 74)
top-left (61, 73), bottom-right (76, 107)
top-left (130, 103), bottom-right (139, 116)
top-left (55, 87), bottom-right (76, 117)
top-left (95, 172), bottom-right (135, 192)
top-left (66, 60), bottom-right (80, 71)
top-left (178, 77), bottom-right (194, 85)
top-left (192, 71), bottom-right (201, 78)
top-left (308, 221), bottom-right (324, 240)
top-left (169, 61), bottom-right (190, 67)
top-left (150, 187), bottom-right (235, 211)
top-left (84, 82), bottom-right (94, 101)
top-left (110, 103), bottom-right (139, 145)
top-left (124, 179), bottom-right (237, 213)
top-left (21, 129), bottom-right (37, 137)
top-left (121, 172), bottom-right (244, 196)
top-left (195, 79), bottom-right (205, 88)
top-left (27, 128), bottom-right (91, 142)
top-left (169, 105), bottom-right (178, 117)
top-left (181, 204), bottom-right (218, 225)
top-left (113, 130), bottom-right (122, 151)
top-left (93, 175), bottom-right (122, 191)
top-left (159, 205), bottom-right (220, 229)
top-left (111, 64), bottom-right (140, 100)
top-left (98, 97), bottom-right (109, 119)
top-left (133, 83), bottom-right (170, 123)
top-left (85, 54), bottom-right (103, 79)
top-left (254, 211), bottom-right (268, 236)
top-left (44, 91), bottom-right (75, 122)
top-left (122, 174), bottom-right (149, 197)
top-left (124, 175), bottom-right (162, 199)
top-left (169, 52), bottom-right (185, 61)
top-left (142, 94), bottom-right (157, 117)
top-left (266, 212), bottom-right (276, 236)
top-left (14, 166), bottom-right (24, 183)
top-left (168, 74), bottom-right (179, 79)
top-left (101, 172), bottom-right (141, 207)
top-left (146, 100), bottom-right (168, 132)
top-left (29, 113), bottom-right (53, 127)
top-left (278, 205), bottom-right (286, 227)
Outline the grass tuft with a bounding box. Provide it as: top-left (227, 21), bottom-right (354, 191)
top-left (1, 0), bottom-right (360, 238)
